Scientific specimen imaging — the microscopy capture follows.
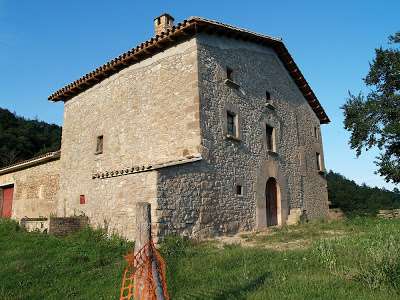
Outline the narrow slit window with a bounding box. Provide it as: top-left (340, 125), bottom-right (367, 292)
top-left (227, 111), bottom-right (237, 137)
top-left (266, 124), bottom-right (274, 151)
top-left (314, 126), bottom-right (319, 140)
top-left (226, 67), bottom-right (233, 81)
top-left (96, 135), bottom-right (104, 154)
top-left (236, 184), bottom-right (243, 196)
top-left (266, 91), bottom-right (271, 102)
top-left (316, 152), bottom-right (322, 171)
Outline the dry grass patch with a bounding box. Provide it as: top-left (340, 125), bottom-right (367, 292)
top-left (212, 220), bottom-right (354, 251)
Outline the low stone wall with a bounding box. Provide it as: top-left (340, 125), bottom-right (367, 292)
top-left (49, 216), bottom-right (89, 236)
top-left (327, 208), bottom-right (345, 220)
top-left (20, 217), bottom-right (49, 233)
top-left (286, 208), bottom-right (302, 225)
top-left (377, 209), bottom-right (400, 219)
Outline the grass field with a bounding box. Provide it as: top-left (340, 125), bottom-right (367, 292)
top-left (1, 217), bottom-right (400, 299)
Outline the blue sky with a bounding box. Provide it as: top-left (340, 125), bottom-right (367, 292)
top-left (0, 0), bottom-right (398, 189)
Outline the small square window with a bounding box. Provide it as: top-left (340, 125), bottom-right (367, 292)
top-left (80, 195), bottom-right (86, 205)
top-left (236, 184), bottom-right (243, 196)
top-left (96, 135), bottom-right (103, 154)
top-left (227, 111), bottom-right (237, 137)
top-left (266, 124), bottom-right (274, 151)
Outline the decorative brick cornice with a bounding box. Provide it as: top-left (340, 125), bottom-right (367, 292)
top-left (92, 155), bottom-right (202, 179)
top-left (48, 16), bottom-right (329, 124)
top-left (0, 150), bottom-right (61, 175)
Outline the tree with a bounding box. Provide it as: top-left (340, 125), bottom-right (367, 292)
top-left (342, 32), bottom-right (400, 184)
top-left (0, 108), bottom-right (61, 168)
top-left (326, 170), bottom-right (400, 215)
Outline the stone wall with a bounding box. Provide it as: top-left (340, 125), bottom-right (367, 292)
top-left (196, 33), bottom-right (328, 225)
top-left (201, 34), bottom-right (328, 224)
top-left (156, 33), bottom-right (328, 238)
top-left (156, 160), bottom-right (215, 238)
top-left (0, 159), bottom-right (60, 219)
top-left (49, 216), bottom-right (89, 236)
top-left (20, 217), bottom-right (49, 233)
top-left (58, 38), bottom-right (201, 240)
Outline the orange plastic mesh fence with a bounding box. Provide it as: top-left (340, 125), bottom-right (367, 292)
top-left (120, 239), bottom-right (169, 300)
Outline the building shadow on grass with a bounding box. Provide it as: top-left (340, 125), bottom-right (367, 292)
top-left (213, 272), bottom-right (271, 300)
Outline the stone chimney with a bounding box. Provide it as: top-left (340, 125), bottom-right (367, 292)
top-left (154, 13), bottom-right (175, 35)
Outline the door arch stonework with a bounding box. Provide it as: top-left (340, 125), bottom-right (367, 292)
top-left (255, 159), bottom-right (288, 229)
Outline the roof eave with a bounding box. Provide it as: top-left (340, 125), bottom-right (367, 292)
top-left (48, 17), bottom-right (330, 124)
top-left (0, 151), bottom-right (61, 175)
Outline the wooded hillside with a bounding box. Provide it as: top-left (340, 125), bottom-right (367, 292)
top-left (327, 171), bottom-right (400, 215)
top-left (0, 108), bottom-right (61, 168)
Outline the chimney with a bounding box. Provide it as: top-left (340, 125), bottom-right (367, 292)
top-left (154, 13), bottom-right (175, 35)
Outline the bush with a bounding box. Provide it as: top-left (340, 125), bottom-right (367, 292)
top-left (313, 239), bottom-right (338, 272)
top-left (0, 218), bottom-right (23, 235)
top-left (159, 235), bottom-right (191, 260)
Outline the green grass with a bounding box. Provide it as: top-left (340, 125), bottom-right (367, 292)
top-left (0, 220), bottom-right (133, 299)
top-left (1, 217), bottom-right (400, 299)
top-left (160, 218), bottom-right (400, 299)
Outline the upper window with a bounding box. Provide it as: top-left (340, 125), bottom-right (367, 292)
top-left (266, 91), bottom-right (271, 101)
top-left (226, 67), bottom-right (233, 81)
top-left (266, 124), bottom-right (275, 151)
top-left (265, 90), bottom-right (275, 108)
top-left (227, 111), bottom-right (237, 137)
top-left (314, 126), bottom-right (319, 140)
top-left (96, 135), bottom-right (104, 154)
top-left (316, 152), bottom-right (322, 171)
top-left (236, 184), bottom-right (243, 196)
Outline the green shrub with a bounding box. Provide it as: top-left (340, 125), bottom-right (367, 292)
top-left (159, 235), bottom-right (191, 260)
top-left (313, 239), bottom-right (338, 272)
top-left (0, 218), bottom-right (23, 235)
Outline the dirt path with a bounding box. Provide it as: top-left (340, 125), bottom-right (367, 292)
top-left (211, 226), bottom-right (348, 251)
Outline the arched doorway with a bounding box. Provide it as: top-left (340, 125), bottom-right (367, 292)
top-left (266, 177), bottom-right (278, 226)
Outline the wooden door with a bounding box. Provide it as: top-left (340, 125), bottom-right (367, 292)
top-left (266, 178), bottom-right (278, 226)
top-left (1, 186), bottom-right (14, 218)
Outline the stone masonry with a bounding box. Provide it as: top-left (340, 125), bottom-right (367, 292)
top-left (0, 15), bottom-right (329, 241)
top-left (0, 159), bottom-right (60, 220)
top-left (155, 33), bottom-right (328, 238)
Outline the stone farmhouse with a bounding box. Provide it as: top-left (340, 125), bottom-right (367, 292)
top-left (0, 14), bottom-right (330, 240)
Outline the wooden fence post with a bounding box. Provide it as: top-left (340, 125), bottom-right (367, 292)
top-left (134, 202), bottom-right (165, 300)
top-left (134, 202), bottom-right (151, 253)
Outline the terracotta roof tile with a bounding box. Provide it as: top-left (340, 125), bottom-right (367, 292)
top-left (0, 150), bottom-right (61, 175)
top-left (92, 155), bottom-right (202, 179)
top-left (48, 17), bottom-right (329, 124)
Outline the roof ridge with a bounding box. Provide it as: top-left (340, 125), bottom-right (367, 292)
top-left (47, 16), bottom-right (329, 124)
top-left (188, 16), bottom-right (283, 42)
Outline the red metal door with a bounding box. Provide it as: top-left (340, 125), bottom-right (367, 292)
top-left (2, 186), bottom-right (14, 218)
